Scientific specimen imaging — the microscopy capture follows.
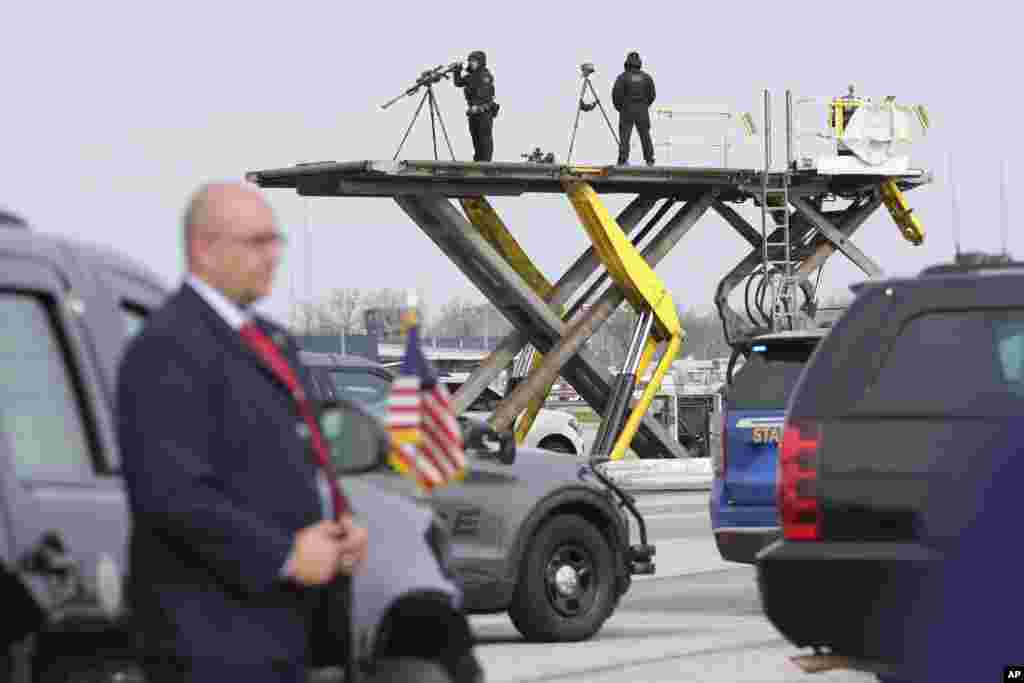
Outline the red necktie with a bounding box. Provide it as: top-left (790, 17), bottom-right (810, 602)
top-left (239, 321), bottom-right (351, 519)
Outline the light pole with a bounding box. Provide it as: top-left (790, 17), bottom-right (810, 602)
top-left (483, 304), bottom-right (489, 349)
top-left (1001, 159), bottom-right (1010, 256)
top-left (305, 198), bottom-right (313, 335)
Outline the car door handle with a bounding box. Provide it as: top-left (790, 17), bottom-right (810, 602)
top-left (21, 530), bottom-right (81, 603)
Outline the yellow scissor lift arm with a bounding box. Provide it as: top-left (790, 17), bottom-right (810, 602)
top-left (880, 179), bottom-right (925, 245)
top-left (563, 179), bottom-right (683, 461)
top-left (458, 196), bottom-right (561, 444)
top-left (459, 181), bottom-right (684, 462)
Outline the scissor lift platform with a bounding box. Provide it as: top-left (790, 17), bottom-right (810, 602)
top-left (250, 159), bottom-right (929, 200)
top-left (247, 159), bottom-right (932, 459)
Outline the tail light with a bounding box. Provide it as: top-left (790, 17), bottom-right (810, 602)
top-left (713, 404), bottom-right (727, 477)
top-left (777, 418), bottom-right (821, 540)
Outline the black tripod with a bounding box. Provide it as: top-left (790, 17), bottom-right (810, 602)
top-left (567, 63), bottom-right (619, 164)
top-left (382, 64), bottom-right (460, 162)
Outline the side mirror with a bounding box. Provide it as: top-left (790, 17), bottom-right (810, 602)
top-left (458, 416), bottom-right (516, 465)
top-left (316, 399), bottom-right (390, 475)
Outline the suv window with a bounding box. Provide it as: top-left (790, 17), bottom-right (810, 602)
top-left (728, 339), bottom-right (818, 411)
top-left (867, 310), bottom-right (1024, 412)
top-left (0, 294), bottom-right (95, 480)
top-left (120, 301), bottom-right (149, 340)
top-left (330, 369), bottom-right (391, 414)
top-left (994, 314), bottom-right (1024, 389)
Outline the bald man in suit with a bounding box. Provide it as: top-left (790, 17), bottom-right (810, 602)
top-left (117, 182), bottom-right (368, 682)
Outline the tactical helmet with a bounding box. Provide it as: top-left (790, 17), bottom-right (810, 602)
top-left (625, 51), bottom-right (642, 69)
top-left (468, 50), bottom-right (487, 67)
top-left (0, 208), bottom-right (28, 229)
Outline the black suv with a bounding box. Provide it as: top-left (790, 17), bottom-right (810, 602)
top-left (756, 252), bottom-right (1024, 678)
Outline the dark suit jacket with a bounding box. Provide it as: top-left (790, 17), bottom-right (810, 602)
top-left (117, 284), bottom-right (325, 664)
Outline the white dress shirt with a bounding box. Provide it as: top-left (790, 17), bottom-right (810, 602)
top-left (186, 274), bottom-right (249, 330)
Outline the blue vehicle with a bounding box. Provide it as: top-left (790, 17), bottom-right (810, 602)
top-left (710, 328), bottom-right (828, 563)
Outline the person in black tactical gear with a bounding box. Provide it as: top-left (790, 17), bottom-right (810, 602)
top-left (612, 51), bottom-right (656, 166)
top-left (452, 50), bottom-right (498, 162)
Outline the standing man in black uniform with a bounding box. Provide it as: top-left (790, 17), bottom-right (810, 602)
top-left (612, 51), bottom-right (656, 166)
top-left (452, 51), bottom-right (498, 162)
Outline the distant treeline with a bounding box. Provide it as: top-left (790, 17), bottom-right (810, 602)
top-left (289, 287), bottom-right (852, 364)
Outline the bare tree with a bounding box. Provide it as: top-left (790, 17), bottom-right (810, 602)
top-left (431, 297), bottom-right (480, 338)
top-left (288, 302), bottom-right (321, 335)
top-left (676, 305), bottom-right (731, 360)
top-left (321, 288), bottom-right (364, 335)
top-left (361, 288), bottom-right (431, 339)
top-left (361, 288), bottom-right (407, 312)
top-left (583, 300), bottom-right (733, 367)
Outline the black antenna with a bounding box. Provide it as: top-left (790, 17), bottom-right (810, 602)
top-left (948, 152), bottom-right (961, 258)
top-left (1000, 159), bottom-right (1010, 257)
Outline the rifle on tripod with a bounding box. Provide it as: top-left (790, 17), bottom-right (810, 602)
top-left (381, 61), bottom-right (463, 161)
top-left (381, 63), bottom-right (462, 111)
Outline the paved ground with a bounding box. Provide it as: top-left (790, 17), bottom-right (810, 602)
top-left (579, 423), bottom-right (713, 462)
top-left (468, 491), bottom-right (876, 683)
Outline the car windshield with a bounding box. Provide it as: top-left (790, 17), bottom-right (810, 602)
top-left (329, 369), bottom-right (391, 417)
top-left (727, 339), bottom-right (819, 411)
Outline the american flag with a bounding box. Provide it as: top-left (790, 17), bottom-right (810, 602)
top-left (385, 315), bottom-right (466, 491)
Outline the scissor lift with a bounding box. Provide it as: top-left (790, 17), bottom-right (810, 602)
top-left (246, 92), bottom-right (931, 459)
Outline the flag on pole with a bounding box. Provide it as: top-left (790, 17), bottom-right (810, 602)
top-left (385, 298), bottom-right (466, 492)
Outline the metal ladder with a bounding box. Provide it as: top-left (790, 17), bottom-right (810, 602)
top-left (759, 90), bottom-right (799, 331)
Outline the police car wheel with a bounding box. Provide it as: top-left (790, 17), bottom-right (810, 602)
top-left (509, 514), bottom-right (615, 642)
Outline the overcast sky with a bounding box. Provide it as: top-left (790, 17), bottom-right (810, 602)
top-left (5, 1), bottom-right (1020, 326)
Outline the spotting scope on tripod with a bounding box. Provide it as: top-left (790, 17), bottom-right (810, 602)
top-left (382, 61), bottom-right (462, 161)
top-left (566, 62), bottom-right (619, 164)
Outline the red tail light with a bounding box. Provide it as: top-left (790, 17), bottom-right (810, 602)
top-left (714, 404), bottom-right (727, 477)
top-left (777, 418), bottom-right (821, 540)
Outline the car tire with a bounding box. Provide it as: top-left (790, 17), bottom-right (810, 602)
top-left (538, 436), bottom-right (575, 455)
top-left (508, 514), bottom-right (616, 642)
top-left (364, 658), bottom-right (453, 683)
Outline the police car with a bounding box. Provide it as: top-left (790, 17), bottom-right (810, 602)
top-left (302, 352), bottom-right (653, 643)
